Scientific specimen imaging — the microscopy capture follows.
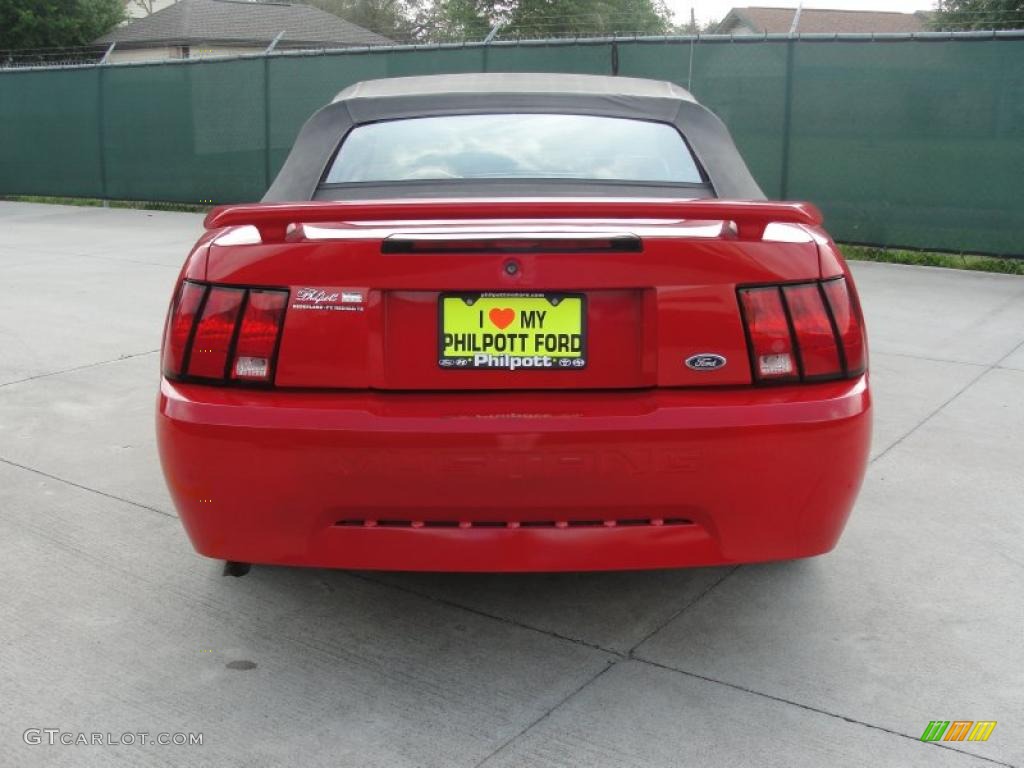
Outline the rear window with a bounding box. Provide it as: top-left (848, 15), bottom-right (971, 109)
top-left (323, 113), bottom-right (704, 185)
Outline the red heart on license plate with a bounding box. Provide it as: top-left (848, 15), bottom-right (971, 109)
top-left (489, 308), bottom-right (515, 330)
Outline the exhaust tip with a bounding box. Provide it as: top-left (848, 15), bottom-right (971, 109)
top-left (223, 561), bottom-right (251, 578)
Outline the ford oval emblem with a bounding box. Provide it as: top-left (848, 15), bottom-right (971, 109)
top-left (685, 353), bottom-right (727, 371)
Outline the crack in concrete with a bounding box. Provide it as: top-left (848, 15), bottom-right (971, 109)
top-left (349, 572), bottom-right (623, 658)
top-left (627, 566), bottom-right (740, 656)
top-left (72, 251), bottom-right (183, 269)
top-left (634, 658), bottom-right (1017, 768)
top-left (0, 349), bottom-right (159, 389)
top-left (0, 456), bottom-right (175, 519)
top-left (473, 659), bottom-right (618, 768)
top-left (363, 566), bottom-right (897, 768)
top-left (871, 335), bottom-right (1024, 466)
top-left (356, 568), bottom-right (742, 768)
top-left (874, 350), bottom-right (989, 368)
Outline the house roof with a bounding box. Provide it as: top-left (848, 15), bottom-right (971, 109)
top-left (717, 6), bottom-right (929, 35)
top-left (96, 0), bottom-right (392, 48)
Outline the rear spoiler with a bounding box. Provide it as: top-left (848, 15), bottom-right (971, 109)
top-left (204, 199), bottom-right (823, 243)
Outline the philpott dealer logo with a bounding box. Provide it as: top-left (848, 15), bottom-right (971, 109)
top-left (920, 721), bottom-right (997, 742)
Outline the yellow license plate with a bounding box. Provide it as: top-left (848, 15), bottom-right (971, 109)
top-left (439, 293), bottom-right (587, 370)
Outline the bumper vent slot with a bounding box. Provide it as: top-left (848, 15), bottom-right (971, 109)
top-left (335, 517), bottom-right (692, 529)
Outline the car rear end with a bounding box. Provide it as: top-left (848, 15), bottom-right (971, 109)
top-left (156, 198), bottom-right (871, 572)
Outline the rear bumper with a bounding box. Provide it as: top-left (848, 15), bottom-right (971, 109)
top-left (157, 378), bottom-right (871, 572)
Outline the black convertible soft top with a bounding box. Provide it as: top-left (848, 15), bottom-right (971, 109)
top-left (263, 72), bottom-right (764, 202)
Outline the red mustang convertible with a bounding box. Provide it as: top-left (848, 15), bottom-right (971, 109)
top-left (157, 73), bottom-right (871, 573)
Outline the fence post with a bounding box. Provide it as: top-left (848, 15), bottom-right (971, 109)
top-left (262, 32), bottom-right (286, 195)
top-left (97, 63), bottom-right (109, 201)
top-left (263, 55), bottom-right (271, 195)
top-left (482, 22), bottom-right (502, 72)
top-left (687, 36), bottom-right (695, 91)
top-left (778, 37), bottom-right (795, 200)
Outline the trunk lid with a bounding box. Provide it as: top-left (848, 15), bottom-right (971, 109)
top-left (201, 200), bottom-right (824, 390)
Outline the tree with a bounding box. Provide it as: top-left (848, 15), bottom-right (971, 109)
top-left (125, 0), bottom-right (155, 17)
top-left (417, 0), bottom-right (671, 41)
top-left (0, 0), bottom-right (125, 50)
top-left (508, 0), bottom-right (671, 38)
top-left (419, 0), bottom-right (497, 41)
top-left (303, 0), bottom-right (427, 41)
top-left (672, 8), bottom-right (718, 34)
top-left (930, 0), bottom-right (1024, 30)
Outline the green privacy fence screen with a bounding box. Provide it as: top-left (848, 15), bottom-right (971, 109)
top-left (1, 34), bottom-right (1022, 256)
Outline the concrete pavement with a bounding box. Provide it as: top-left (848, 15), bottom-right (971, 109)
top-left (0, 202), bottom-right (1021, 767)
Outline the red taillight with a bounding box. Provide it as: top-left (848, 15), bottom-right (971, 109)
top-left (739, 287), bottom-right (799, 382)
top-left (161, 280), bottom-right (288, 385)
top-left (822, 278), bottom-right (867, 376)
top-left (231, 290), bottom-right (288, 382)
top-left (739, 276), bottom-right (866, 384)
top-left (782, 283), bottom-right (842, 379)
top-left (188, 287), bottom-right (245, 379)
top-left (161, 281), bottom-right (205, 377)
